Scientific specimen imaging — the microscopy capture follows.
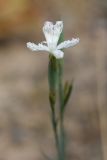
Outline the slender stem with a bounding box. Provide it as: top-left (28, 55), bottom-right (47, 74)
top-left (48, 54), bottom-right (66, 160)
top-left (59, 117), bottom-right (65, 160)
top-left (48, 56), bottom-right (62, 160)
top-left (50, 104), bottom-right (60, 158)
top-left (58, 60), bottom-right (65, 160)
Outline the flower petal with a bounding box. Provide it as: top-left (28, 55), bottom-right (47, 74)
top-left (43, 21), bottom-right (63, 49)
top-left (38, 43), bottom-right (49, 51)
top-left (42, 22), bottom-right (54, 43)
top-left (57, 38), bottom-right (80, 50)
top-left (52, 50), bottom-right (64, 59)
top-left (27, 42), bottom-right (49, 51)
top-left (27, 42), bottom-right (38, 51)
top-left (54, 21), bottom-right (63, 36)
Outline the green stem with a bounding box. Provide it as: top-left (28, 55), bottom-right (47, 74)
top-left (58, 60), bottom-right (65, 160)
top-left (59, 117), bottom-right (65, 160)
top-left (48, 56), bottom-right (61, 160)
top-left (51, 105), bottom-right (60, 158)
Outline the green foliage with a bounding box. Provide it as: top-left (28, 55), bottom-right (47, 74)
top-left (64, 81), bottom-right (73, 109)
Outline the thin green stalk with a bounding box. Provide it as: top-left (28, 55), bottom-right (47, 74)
top-left (50, 103), bottom-right (60, 159)
top-left (59, 118), bottom-right (65, 160)
top-left (58, 59), bottom-right (66, 160)
top-left (48, 56), bottom-right (61, 160)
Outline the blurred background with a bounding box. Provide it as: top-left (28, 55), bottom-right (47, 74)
top-left (0, 0), bottom-right (107, 160)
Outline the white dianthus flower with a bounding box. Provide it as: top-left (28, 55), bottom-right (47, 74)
top-left (27, 21), bottom-right (79, 59)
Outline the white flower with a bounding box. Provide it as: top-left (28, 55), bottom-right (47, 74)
top-left (27, 21), bottom-right (79, 59)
